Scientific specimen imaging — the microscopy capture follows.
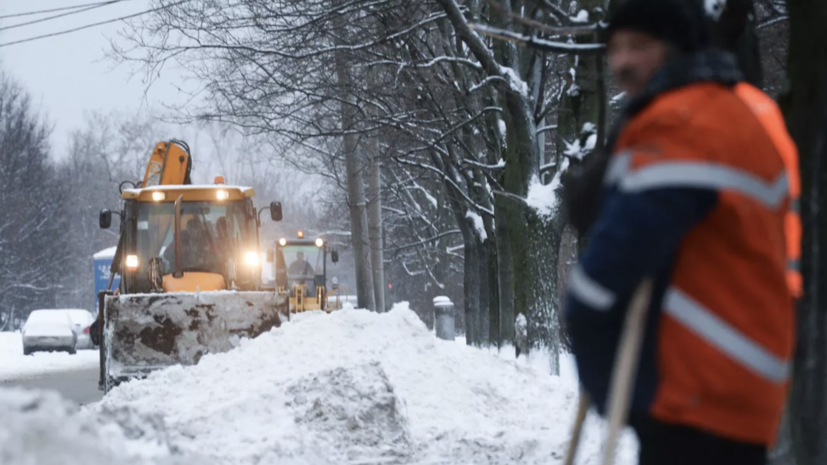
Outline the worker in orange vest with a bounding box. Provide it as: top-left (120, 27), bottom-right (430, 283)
top-left (562, 0), bottom-right (799, 463)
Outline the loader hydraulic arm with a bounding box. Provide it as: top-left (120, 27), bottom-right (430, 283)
top-left (173, 194), bottom-right (184, 278)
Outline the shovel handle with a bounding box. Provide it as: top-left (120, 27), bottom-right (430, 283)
top-left (601, 278), bottom-right (654, 465)
top-left (563, 389), bottom-right (591, 465)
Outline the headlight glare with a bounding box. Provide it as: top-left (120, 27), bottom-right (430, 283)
top-left (245, 251), bottom-right (260, 267)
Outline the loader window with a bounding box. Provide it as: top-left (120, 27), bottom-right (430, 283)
top-left (133, 200), bottom-right (255, 287)
top-left (278, 245), bottom-right (324, 294)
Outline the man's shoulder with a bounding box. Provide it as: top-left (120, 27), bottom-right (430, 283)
top-left (619, 82), bottom-right (784, 175)
top-left (624, 82), bottom-right (767, 156)
top-left (635, 82), bottom-right (742, 130)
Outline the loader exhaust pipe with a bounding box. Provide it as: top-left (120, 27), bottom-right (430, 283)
top-left (174, 194), bottom-right (184, 278)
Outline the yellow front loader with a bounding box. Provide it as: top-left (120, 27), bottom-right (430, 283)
top-left (96, 140), bottom-right (288, 392)
top-left (270, 231), bottom-right (348, 315)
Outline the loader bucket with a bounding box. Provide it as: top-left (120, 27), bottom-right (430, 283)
top-left (103, 291), bottom-right (288, 391)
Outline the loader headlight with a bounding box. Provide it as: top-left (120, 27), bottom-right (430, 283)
top-left (244, 251), bottom-right (260, 267)
top-left (151, 191), bottom-right (166, 202)
top-left (126, 255), bottom-right (140, 270)
top-left (315, 238), bottom-right (324, 248)
top-left (279, 238), bottom-right (287, 246)
top-left (216, 190), bottom-right (229, 200)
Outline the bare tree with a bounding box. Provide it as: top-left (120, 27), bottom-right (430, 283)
top-left (0, 73), bottom-right (68, 329)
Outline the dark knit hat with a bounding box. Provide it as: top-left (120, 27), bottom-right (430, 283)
top-left (604, 0), bottom-right (711, 53)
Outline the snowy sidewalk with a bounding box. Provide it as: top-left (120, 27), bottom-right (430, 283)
top-left (0, 332), bottom-right (99, 381)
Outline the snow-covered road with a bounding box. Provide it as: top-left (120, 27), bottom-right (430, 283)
top-left (0, 331), bottom-right (99, 381)
top-left (1, 303), bottom-right (639, 465)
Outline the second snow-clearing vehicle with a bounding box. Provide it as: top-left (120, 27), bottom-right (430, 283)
top-left (271, 231), bottom-right (347, 314)
top-left (96, 140), bottom-right (288, 392)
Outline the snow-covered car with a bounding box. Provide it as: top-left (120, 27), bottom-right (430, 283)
top-left (60, 309), bottom-right (96, 350)
top-left (21, 310), bottom-right (77, 355)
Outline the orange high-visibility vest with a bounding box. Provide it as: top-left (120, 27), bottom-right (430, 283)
top-left (734, 83), bottom-right (802, 298)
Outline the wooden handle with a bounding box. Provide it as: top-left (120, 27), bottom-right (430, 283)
top-left (601, 278), bottom-right (654, 465)
top-left (563, 389), bottom-right (591, 465)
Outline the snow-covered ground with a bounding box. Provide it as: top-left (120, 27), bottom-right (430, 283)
top-left (2, 303), bottom-right (638, 464)
top-left (0, 331), bottom-right (99, 381)
top-left (0, 386), bottom-right (186, 465)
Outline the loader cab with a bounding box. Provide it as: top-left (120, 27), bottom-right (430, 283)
top-left (273, 234), bottom-right (345, 313)
top-left (114, 185), bottom-right (264, 294)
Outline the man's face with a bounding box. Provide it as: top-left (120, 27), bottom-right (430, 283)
top-left (297, 252), bottom-right (304, 261)
top-left (608, 30), bottom-right (671, 96)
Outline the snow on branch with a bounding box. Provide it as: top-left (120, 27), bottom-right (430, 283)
top-left (468, 75), bottom-right (509, 94)
top-left (468, 23), bottom-right (605, 54)
top-left (465, 210), bottom-right (487, 242)
top-left (389, 229), bottom-right (463, 253)
top-left (563, 133), bottom-right (597, 161)
top-left (525, 175), bottom-right (561, 218)
top-left (461, 158), bottom-right (505, 171)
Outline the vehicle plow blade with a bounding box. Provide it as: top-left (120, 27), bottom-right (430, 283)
top-left (103, 291), bottom-right (288, 391)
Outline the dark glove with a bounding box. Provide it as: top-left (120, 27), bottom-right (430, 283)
top-left (561, 151), bottom-right (611, 236)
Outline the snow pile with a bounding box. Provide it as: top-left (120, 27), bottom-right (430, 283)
top-left (0, 386), bottom-right (185, 465)
top-left (0, 331), bottom-right (98, 381)
top-left (92, 303), bottom-right (637, 464)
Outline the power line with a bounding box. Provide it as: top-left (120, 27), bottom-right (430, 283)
top-left (0, 1), bottom-right (135, 33)
top-left (0, 0), bottom-right (190, 49)
top-left (0, 2), bottom-right (124, 20)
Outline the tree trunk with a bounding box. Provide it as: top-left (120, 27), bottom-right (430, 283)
top-left (779, 1), bottom-right (827, 463)
top-left (367, 143), bottom-right (386, 312)
top-left (502, 91), bottom-right (553, 356)
top-left (334, 52), bottom-right (376, 312)
top-left (496, 195), bottom-right (515, 349)
top-left (487, 229), bottom-right (500, 347)
top-left (461, 222), bottom-right (482, 346)
top-left (476, 229), bottom-right (489, 346)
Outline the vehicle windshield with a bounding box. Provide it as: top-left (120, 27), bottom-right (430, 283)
top-left (282, 245), bottom-right (323, 280)
top-left (135, 200), bottom-right (255, 276)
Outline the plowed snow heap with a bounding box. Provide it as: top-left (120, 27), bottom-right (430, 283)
top-left (88, 304), bottom-right (638, 465)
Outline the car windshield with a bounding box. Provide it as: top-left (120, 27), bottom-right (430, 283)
top-left (135, 200), bottom-right (254, 275)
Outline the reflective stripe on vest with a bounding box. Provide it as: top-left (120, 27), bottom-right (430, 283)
top-left (664, 287), bottom-right (790, 384)
top-left (606, 151), bottom-right (788, 209)
top-left (734, 83), bottom-right (802, 298)
top-left (568, 264), bottom-right (616, 311)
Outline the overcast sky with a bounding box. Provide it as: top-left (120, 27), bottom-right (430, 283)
top-left (0, 0), bottom-right (188, 159)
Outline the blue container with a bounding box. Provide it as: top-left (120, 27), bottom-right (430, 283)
top-left (94, 247), bottom-right (120, 313)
